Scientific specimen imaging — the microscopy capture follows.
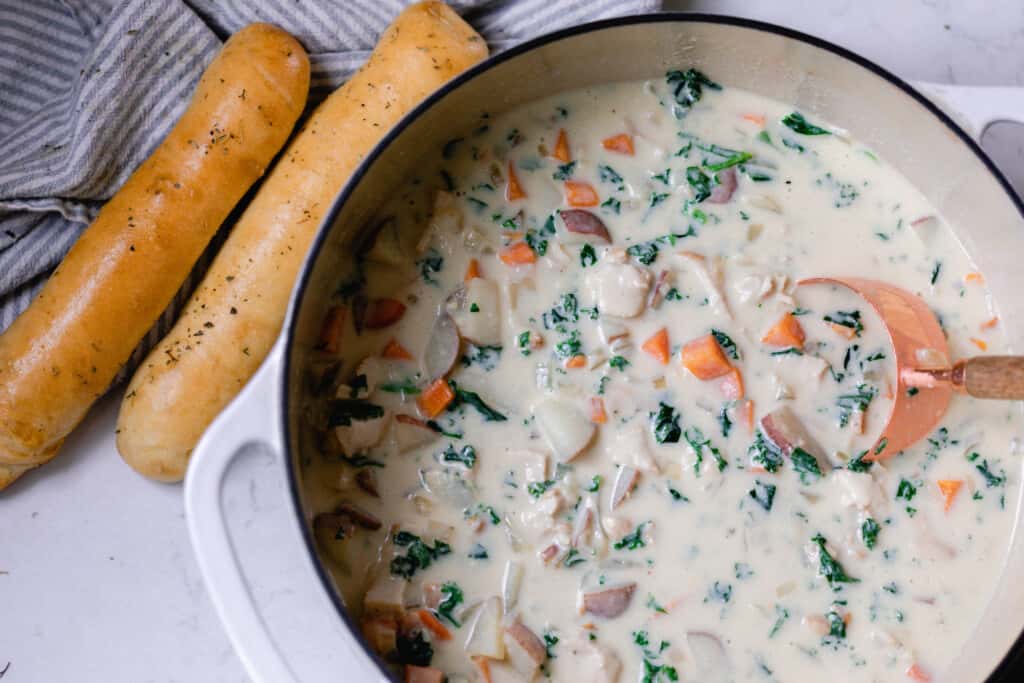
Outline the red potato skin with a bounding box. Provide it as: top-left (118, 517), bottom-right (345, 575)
top-left (559, 209), bottom-right (612, 242)
top-left (708, 167), bottom-right (737, 203)
top-left (582, 582), bottom-right (637, 618)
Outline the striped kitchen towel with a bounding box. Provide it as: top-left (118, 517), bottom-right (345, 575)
top-left (0, 0), bottom-right (659, 374)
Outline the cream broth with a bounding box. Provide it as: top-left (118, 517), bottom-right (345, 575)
top-left (301, 71), bottom-right (1020, 683)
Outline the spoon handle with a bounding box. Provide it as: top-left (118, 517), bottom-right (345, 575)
top-left (955, 356), bottom-right (1024, 399)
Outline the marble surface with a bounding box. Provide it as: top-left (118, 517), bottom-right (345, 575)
top-left (2, 3), bottom-right (1023, 682)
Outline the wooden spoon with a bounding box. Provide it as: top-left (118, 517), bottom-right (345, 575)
top-left (799, 277), bottom-right (1024, 459)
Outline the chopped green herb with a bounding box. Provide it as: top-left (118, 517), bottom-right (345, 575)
top-left (517, 331), bottom-right (532, 357)
top-left (461, 344), bottom-right (502, 371)
top-left (416, 249), bottom-right (444, 285)
top-left (706, 151), bottom-right (752, 172)
top-left (527, 479), bottom-right (556, 498)
top-left (896, 478), bottom-right (917, 502)
top-left (685, 426), bottom-right (727, 473)
top-left (609, 355), bottom-right (630, 371)
top-left (437, 581), bottom-right (464, 626)
top-left (685, 166), bottom-right (712, 202)
top-left (468, 544), bottom-right (489, 559)
top-left (931, 261), bottom-right (942, 285)
top-left (587, 475), bottom-right (602, 492)
top-left (846, 450), bottom-right (874, 473)
top-left (717, 403), bottom-right (733, 438)
top-left (379, 379), bottom-right (421, 395)
top-left (600, 197), bottom-right (621, 214)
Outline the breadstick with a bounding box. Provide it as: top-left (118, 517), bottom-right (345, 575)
top-left (0, 24), bottom-right (310, 488)
top-left (116, 2), bottom-right (487, 481)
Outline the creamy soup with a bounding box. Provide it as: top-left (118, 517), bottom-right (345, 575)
top-left (300, 70), bottom-right (1020, 683)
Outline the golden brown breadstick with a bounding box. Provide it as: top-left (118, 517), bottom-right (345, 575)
top-left (0, 24), bottom-right (310, 488)
top-left (116, 1), bottom-right (488, 481)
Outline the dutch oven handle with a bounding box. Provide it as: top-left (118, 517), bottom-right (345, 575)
top-left (914, 81), bottom-right (1024, 138)
top-left (183, 340), bottom-right (298, 683)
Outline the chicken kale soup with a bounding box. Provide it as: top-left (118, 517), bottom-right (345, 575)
top-left (302, 69), bottom-right (1019, 683)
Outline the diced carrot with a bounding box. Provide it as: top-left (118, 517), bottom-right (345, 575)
top-left (749, 466), bottom-right (768, 474)
top-left (905, 663), bottom-right (931, 682)
top-left (937, 479), bottom-right (963, 512)
top-left (741, 399), bottom-right (755, 433)
top-left (405, 665), bottom-right (444, 683)
top-left (680, 334), bottom-right (733, 380)
top-left (417, 378), bottom-right (454, 418)
top-left (382, 338), bottom-right (413, 361)
top-left (720, 368), bottom-right (745, 400)
top-left (472, 656), bottom-right (493, 683)
top-left (552, 128), bottom-right (571, 162)
top-left (981, 316), bottom-right (999, 330)
top-left (566, 354), bottom-right (587, 369)
top-left (415, 609), bottom-right (452, 641)
top-left (761, 312), bottom-right (806, 348)
top-left (964, 271), bottom-right (985, 284)
top-left (464, 258), bottom-right (481, 281)
top-left (742, 113), bottom-right (766, 127)
top-left (828, 322), bottom-right (857, 340)
top-left (971, 337), bottom-right (988, 351)
top-left (499, 241), bottom-right (537, 266)
top-left (602, 133), bottom-right (634, 155)
top-left (589, 397), bottom-right (608, 424)
top-left (506, 160), bottom-right (526, 200)
top-left (317, 305), bottom-right (346, 354)
top-left (564, 180), bottom-right (599, 207)
top-left (364, 298), bottom-right (406, 329)
top-left (641, 328), bottom-right (670, 365)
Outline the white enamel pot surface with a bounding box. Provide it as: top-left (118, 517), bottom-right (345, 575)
top-left (183, 14), bottom-right (1024, 683)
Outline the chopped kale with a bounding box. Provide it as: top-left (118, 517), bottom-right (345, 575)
top-left (416, 249), bottom-right (443, 286)
top-left (461, 344), bottom-right (502, 371)
top-left (666, 68), bottom-right (721, 117)
top-left (846, 450), bottom-right (874, 473)
top-left (552, 161), bottom-right (577, 180)
top-left (791, 447), bottom-right (823, 484)
top-left (811, 533), bottom-right (859, 588)
top-left (580, 243), bottom-right (597, 267)
top-left (686, 165), bottom-right (712, 202)
top-left (614, 523), bottom-right (647, 550)
top-left (896, 478), bottom-right (917, 502)
top-left (711, 329), bottom-right (740, 360)
top-left (395, 630), bottom-right (433, 667)
top-left (837, 383), bottom-right (876, 428)
top-left (782, 111), bottom-right (831, 136)
top-left (749, 431), bottom-right (784, 473)
top-left (441, 443), bottom-right (477, 468)
top-left (390, 531), bottom-right (452, 579)
top-left (598, 164), bottom-right (624, 186)
top-left (326, 399), bottom-right (385, 427)
top-left (823, 309), bottom-right (863, 336)
top-left (717, 403), bottom-right (733, 438)
top-left (749, 480), bottom-right (777, 511)
top-left (447, 381), bottom-right (507, 422)
top-left (860, 517), bottom-right (880, 550)
top-left (651, 402), bottom-right (682, 444)
top-left (609, 355), bottom-right (630, 371)
top-left (706, 151), bottom-right (752, 172)
top-left (685, 426), bottom-right (727, 473)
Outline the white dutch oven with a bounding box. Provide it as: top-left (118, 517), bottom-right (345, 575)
top-left (182, 14), bottom-right (1024, 683)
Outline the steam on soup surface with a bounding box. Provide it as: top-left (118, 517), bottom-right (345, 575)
top-left (301, 69), bottom-right (1019, 683)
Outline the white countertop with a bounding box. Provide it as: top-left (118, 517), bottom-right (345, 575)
top-left (2, 3), bottom-right (1023, 682)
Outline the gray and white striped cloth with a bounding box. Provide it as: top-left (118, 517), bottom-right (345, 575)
top-left (0, 0), bottom-right (659, 370)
